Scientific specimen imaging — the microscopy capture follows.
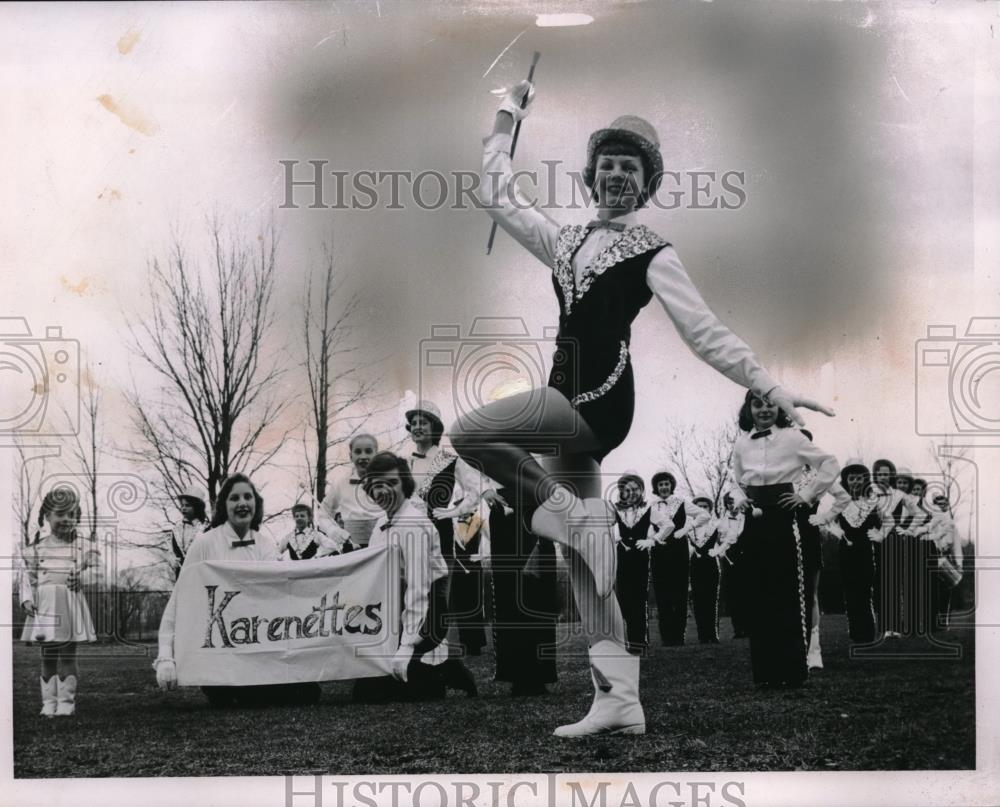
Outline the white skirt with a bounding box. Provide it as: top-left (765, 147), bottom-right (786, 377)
top-left (21, 584), bottom-right (97, 643)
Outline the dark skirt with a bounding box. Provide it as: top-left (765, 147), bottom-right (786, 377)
top-left (741, 485), bottom-right (808, 686)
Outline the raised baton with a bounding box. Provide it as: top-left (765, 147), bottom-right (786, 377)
top-left (486, 50), bottom-right (540, 255)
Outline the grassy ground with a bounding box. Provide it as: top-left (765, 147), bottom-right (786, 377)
top-left (12, 614), bottom-right (974, 777)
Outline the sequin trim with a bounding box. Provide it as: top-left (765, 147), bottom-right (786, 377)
top-left (553, 225), bottom-right (668, 317)
top-left (413, 450), bottom-right (457, 501)
top-left (570, 341), bottom-right (628, 407)
top-left (792, 515), bottom-right (808, 653)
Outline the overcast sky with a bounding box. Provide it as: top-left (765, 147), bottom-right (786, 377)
top-left (2, 1), bottom-right (998, 570)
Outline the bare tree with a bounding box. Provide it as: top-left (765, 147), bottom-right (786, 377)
top-left (12, 442), bottom-right (57, 545)
top-left (123, 218), bottom-right (291, 509)
top-left (301, 242), bottom-right (389, 502)
top-left (65, 365), bottom-right (102, 540)
top-left (662, 419), bottom-right (740, 511)
top-left (927, 437), bottom-right (973, 523)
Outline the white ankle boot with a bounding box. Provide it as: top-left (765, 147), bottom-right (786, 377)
top-left (530, 490), bottom-right (616, 598)
top-left (553, 641), bottom-right (645, 738)
top-left (807, 627), bottom-right (823, 670)
top-left (39, 677), bottom-right (57, 717)
top-left (55, 675), bottom-right (77, 716)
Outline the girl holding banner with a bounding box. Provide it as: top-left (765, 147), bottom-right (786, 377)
top-left (359, 451), bottom-right (478, 700)
top-left (154, 474), bottom-right (321, 707)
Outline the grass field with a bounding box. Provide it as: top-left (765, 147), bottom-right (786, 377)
top-left (12, 614), bottom-right (975, 777)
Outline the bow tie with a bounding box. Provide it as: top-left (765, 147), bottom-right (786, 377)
top-left (586, 219), bottom-right (626, 232)
top-left (411, 452), bottom-right (427, 459)
top-left (750, 429), bottom-right (772, 440)
top-left (349, 478), bottom-right (361, 485)
top-left (231, 539), bottom-right (255, 548)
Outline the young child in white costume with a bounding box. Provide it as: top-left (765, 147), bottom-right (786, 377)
top-left (20, 487), bottom-right (99, 717)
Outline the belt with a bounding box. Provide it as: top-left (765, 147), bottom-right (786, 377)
top-left (743, 483), bottom-right (795, 507)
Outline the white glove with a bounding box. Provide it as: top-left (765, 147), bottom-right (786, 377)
top-left (492, 79), bottom-right (535, 121)
top-left (635, 538), bottom-right (656, 551)
top-left (391, 645), bottom-right (413, 683)
top-left (867, 527), bottom-right (884, 543)
top-left (155, 659), bottom-right (178, 691)
top-left (822, 522), bottom-right (845, 540)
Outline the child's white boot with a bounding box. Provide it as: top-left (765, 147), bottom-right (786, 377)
top-left (55, 675), bottom-right (77, 717)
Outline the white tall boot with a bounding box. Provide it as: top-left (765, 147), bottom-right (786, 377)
top-left (553, 641), bottom-right (645, 738)
top-left (807, 627), bottom-right (823, 670)
top-left (39, 676), bottom-right (57, 718)
top-left (55, 675), bottom-right (77, 717)
top-left (530, 489), bottom-right (616, 598)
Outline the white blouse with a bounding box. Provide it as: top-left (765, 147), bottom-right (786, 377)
top-left (408, 445), bottom-right (496, 516)
top-left (321, 469), bottom-right (381, 522)
top-left (648, 495), bottom-right (711, 542)
top-left (370, 498), bottom-right (449, 663)
top-left (731, 427), bottom-right (839, 505)
top-left (277, 525), bottom-right (351, 559)
top-left (481, 132), bottom-right (779, 398)
top-left (157, 523), bottom-right (278, 663)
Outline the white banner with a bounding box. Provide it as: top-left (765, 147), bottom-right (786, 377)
top-left (173, 546), bottom-right (402, 686)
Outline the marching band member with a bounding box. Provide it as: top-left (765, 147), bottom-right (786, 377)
top-left (688, 496), bottom-right (721, 644)
top-left (812, 459), bottom-right (879, 644)
top-left (170, 486), bottom-right (208, 579)
top-left (795, 430), bottom-right (851, 669)
top-left (647, 472), bottom-right (711, 647)
top-left (869, 459), bottom-right (920, 638)
top-left (907, 493), bottom-right (963, 630)
top-left (454, 79), bottom-right (831, 735)
top-left (155, 473), bottom-right (321, 707)
top-left (321, 433), bottom-right (382, 549)
top-left (612, 473), bottom-right (653, 654)
top-left (730, 391), bottom-right (839, 688)
top-left (277, 503), bottom-right (352, 561)
top-left (711, 492), bottom-right (749, 638)
top-left (362, 452), bottom-right (477, 700)
top-left (406, 401), bottom-right (497, 567)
